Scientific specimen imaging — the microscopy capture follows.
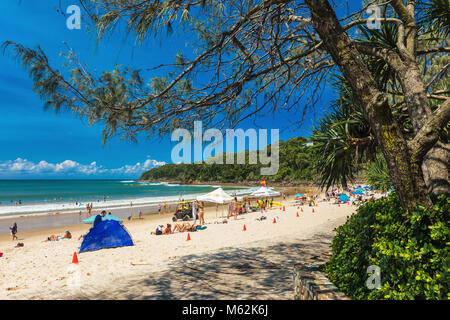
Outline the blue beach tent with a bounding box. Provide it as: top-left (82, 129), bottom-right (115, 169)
top-left (79, 220), bottom-right (134, 253)
top-left (83, 214), bottom-right (123, 224)
top-left (295, 193), bottom-right (303, 197)
top-left (352, 190), bottom-right (364, 195)
top-left (339, 193), bottom-right (350, 202)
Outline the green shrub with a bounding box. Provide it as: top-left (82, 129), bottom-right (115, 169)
top-left (324, 193), bottom-right (450, 299)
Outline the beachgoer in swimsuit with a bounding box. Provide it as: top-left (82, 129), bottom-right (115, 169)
top-left (44, 231), bottom-right (71, 242)
top-left (151, 224), bottom-right (172, 235)
top-left (173, 222), bottom-right (195, 232)
top-left (198, 201), bottom-right (205, 225)
top-left (10, 223), bottom-right (18, 241)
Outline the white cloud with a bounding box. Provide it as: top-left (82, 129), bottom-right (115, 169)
top-left (0, 157), bottom-right (166, 178)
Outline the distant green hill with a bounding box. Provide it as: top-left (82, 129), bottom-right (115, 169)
top-left (140, 137), bottom-right (317, 183)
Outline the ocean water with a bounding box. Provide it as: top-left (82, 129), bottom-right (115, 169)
top-left (0, 180), bottom-right (253, 217)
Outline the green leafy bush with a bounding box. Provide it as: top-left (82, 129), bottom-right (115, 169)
top-left (324, 193), bottom-right (450, 299)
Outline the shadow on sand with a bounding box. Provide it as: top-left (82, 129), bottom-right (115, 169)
top-left (67, 233), bottom-right (334, 300)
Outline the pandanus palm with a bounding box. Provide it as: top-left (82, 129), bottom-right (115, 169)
top-left (311, 77), bottom-right (376, 190)
top-left (312, 0), bottom-right (449, 192)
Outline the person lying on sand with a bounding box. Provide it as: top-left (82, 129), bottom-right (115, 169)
top-left (151, 224), bottom-right (172, 235)
top-left (44, 231), bottom-right (72, 242)
top-left (173, 222), bottom-right (196, 233)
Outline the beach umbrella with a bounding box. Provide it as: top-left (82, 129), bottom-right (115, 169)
top-left (83, 214), bottom-right (123, 224)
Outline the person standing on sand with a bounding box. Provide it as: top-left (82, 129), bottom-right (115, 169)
top-left (233, 197), bottom-right (238, 220)
top-left (192, 201), bottom-right (197, 225)
top-left (87, 203), bottom-right (93, 217)
top-left (10, 223), bottom-right (18, 241)
top-left (163, 202), bottom-right (167, 214)
top-left (129, 201), bottom-right (133, 220)
top-left (94, 210), bottom-right (107, 227)
top-left (158, 204), bottom-right (161, 215)
top-left (198, 201), bottom-right (205, 226)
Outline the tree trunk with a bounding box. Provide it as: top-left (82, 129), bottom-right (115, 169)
top-left (305, 0), bottom-right (433, 211)
top-left (422, 141), bottom-right (450, 196)
top-left (397, 60), bottom-right (450, 196)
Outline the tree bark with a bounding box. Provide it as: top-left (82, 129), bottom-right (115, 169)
top-left (396, 59), bottom-right (450, 197)
top-left (422, 142), bottom-right (450, 196)
top-left (305, 0), bottom-right (433, 211)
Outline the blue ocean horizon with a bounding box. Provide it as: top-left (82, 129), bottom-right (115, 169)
top-left (0, 179), bottom-right (252, 217)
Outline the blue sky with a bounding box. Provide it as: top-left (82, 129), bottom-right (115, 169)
top-left (0, 0), bottom-right (356, 179)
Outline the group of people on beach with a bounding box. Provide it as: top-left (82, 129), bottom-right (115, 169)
top-left (151, 221), bottom-right (199, 235)
top-left (151, 200), bottom-right (207, 236)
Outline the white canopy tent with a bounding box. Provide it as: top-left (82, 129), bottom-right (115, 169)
top-left (251, 186), bottom-right (281, 197)
top-left (196, 187), bottom-right (233, 219)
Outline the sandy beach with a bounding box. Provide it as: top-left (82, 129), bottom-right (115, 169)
top-left (0, 192), bottom-right (359, 300)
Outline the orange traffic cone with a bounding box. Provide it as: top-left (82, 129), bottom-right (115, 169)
top-left (301, 208), bottom-right (303, 212)
top-left (243, 225), bottom-right (247, 231)
top-left (186, 233), bottom-right (191, 241)
top-left (72, 252), bottom-right (78, 264)
top-left (283, 206), bottom-right (285, 212)
top-left (338, 203), bottom-right (340, 207)
top-left (296, 212), bottom-right (299, 217)
top-left (312, 208), bottom-right (315, 213)
top-left (273, 217), bottom-right (277, 223)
